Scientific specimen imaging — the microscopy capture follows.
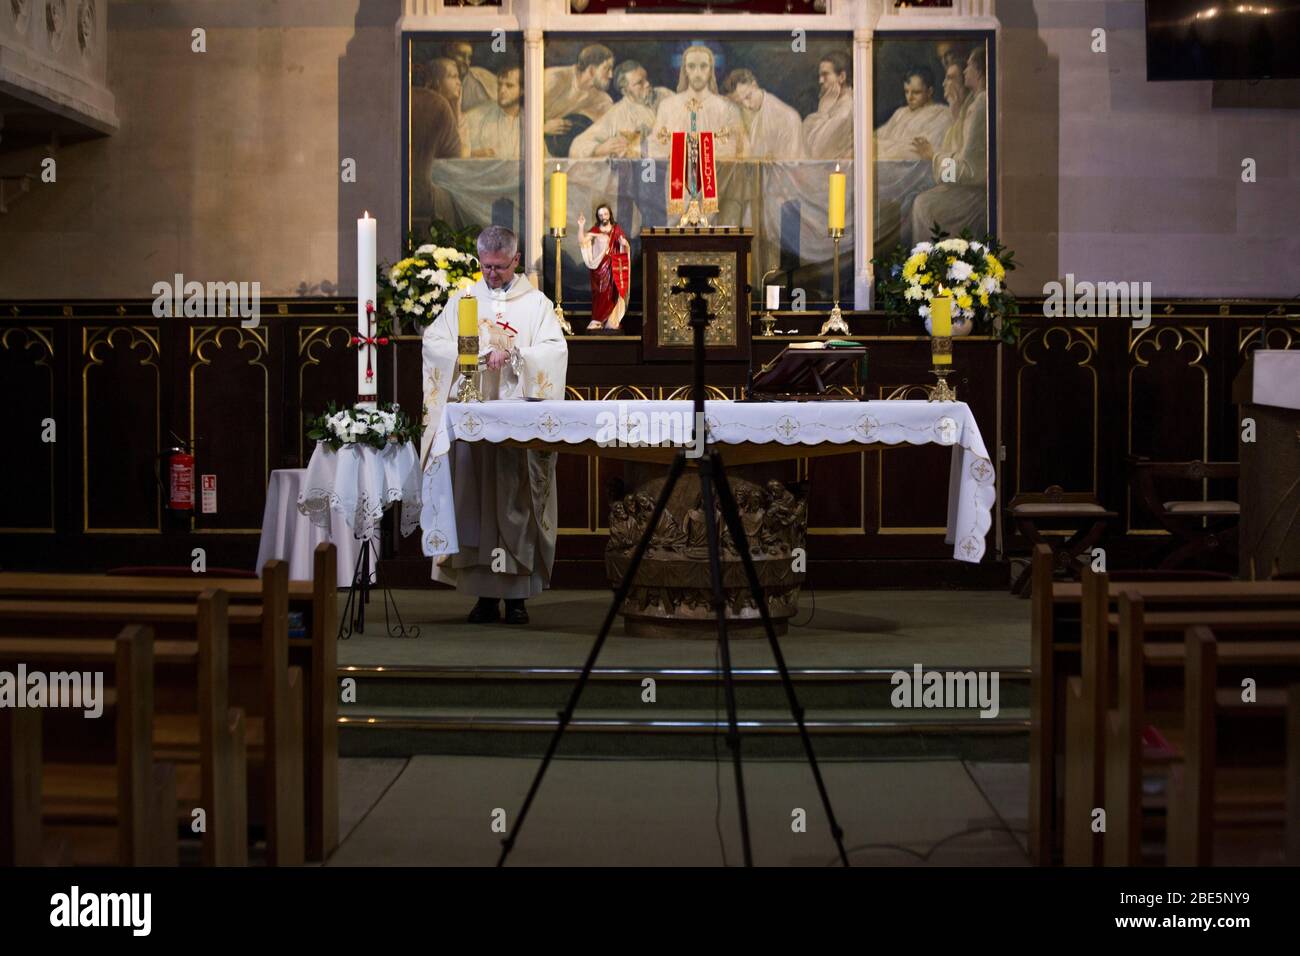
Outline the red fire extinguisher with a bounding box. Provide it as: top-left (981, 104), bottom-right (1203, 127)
top-left (165, 437), bottom-right (195, 512)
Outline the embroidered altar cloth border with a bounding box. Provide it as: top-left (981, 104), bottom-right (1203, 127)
top-left (421, 400), bottom-right (995, 564)
top-left (299, 441), bottom-right (422, 543)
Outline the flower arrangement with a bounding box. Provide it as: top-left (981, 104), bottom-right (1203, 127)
top-left (376, 221), bottom-right (483, 335)
top-left (306, 402), bottom-right (422, 451)
top-left (873, 229), bottom-right (1019, 344)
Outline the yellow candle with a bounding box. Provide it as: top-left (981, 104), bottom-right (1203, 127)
top-left (549, 164), bottom-right (567, 231)
top-left (458, 295), bottom-right (478, 366)
top-left (931, 295), bottom-right (953, 366)
top-left (827, 164), bottom-right (846, 231)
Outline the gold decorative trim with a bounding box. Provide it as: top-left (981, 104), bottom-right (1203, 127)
top-left (656, 252), bottom-right (736, 349)
top-left (190, 325), bottom-right (270, 533)
top-left (597, 384), bottom-right (652, 401)
top-left (1126, 325), bottom-right (1209, 533)
top-left (661, 384), bottom-right (731, 402)
top-left (0, 326), bottom-right (56, 532)
top-left (883, 383), bottom-right (933, 401)
top-left (298, 326), bottom-right (354, 462)
top-left (1238, 326), bottom-right (1297, 353)
top-left (1016, 325), bottom-right (1098, 497)
top-left (83, 326), bottom-right (161, 533)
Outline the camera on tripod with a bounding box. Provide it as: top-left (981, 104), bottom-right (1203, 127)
top-left (671, 263), bottom-right (721, 298)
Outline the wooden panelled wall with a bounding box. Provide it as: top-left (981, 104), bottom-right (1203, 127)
top-left (1, 299), bottom-right (1294, 586)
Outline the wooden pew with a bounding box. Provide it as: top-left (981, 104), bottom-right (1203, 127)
top-left (1166, 626), bottom-right (1300, 865)
top-left (0, 626), bottom-right (175, 865)
top-left (1, 593), bottom-right (245, 865)
top-left (1065, 587), bottom-right (1300, 865)
top-left (1030, 543), bottom-right (1300, 865)
top-left (0, 545), bottom-right (338, 861)
top-left (0, 580), bottom-right (295, 863)
top-left (1105, 604), bottom-right (1300, 865)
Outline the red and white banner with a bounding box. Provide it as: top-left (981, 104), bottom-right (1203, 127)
top-left (698, 131), bottom-right (718, 214)
top-left (668, 130), bottom-right (687, 215)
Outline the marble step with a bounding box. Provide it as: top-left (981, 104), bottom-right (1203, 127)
top-left (338, 703), bottom-right (1029, 760)
top-left (338, 664), bottom-right (1030, 713)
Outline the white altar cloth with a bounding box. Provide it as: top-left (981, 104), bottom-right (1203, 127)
top-left (421, 400), bottom-right (996, 563)
top-left (298, 441), bottom-right (422, 545)
top-left (255, 468), bottom-right (360, 587)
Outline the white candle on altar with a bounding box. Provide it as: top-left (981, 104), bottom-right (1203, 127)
top-left (357, 212), bottom-right (378, 409)
top-left (765, 285), bottom-right (780, 311)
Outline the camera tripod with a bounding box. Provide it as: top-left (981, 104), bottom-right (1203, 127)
top-left (498, 264), bottom-right (849, 867)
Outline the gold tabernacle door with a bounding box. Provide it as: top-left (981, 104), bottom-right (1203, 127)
top-left (640, 226), bottom-right (752, 364)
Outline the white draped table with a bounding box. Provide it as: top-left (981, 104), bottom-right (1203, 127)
top-left (420, 399), bottom-right (996, 563)
top-left (297, 442), bottom-right (423, 589)
top-left (255, 468), bottom-right (360, 587)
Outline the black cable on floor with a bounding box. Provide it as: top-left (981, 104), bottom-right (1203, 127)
top-left (821, 822), bottom-right (1029, 867)
top-left (790, 583), bottom-right (816, 627)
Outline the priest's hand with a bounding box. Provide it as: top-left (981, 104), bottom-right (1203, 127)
top-left (912, 137), bottom-right (935, 161)
top-left (486, 348), bottom-right (511, 371)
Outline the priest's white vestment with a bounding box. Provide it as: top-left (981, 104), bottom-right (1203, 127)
top-left (419, 275), bottom-right (569, 598)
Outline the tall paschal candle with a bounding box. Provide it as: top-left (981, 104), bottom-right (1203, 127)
top-left (357, 212), bottom-right (378, 408)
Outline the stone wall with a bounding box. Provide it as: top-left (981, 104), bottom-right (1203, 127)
top-left (0, 0), bottom-right (1296, 299)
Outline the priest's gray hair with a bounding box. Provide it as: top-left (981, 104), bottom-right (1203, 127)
top-left (476, 225), bottom-right (518, 258)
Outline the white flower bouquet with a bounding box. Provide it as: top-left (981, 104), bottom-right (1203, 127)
top-left (306, 402), bottom-right (422, 451)
top-left (377, 243), bottom-right (482, 334)
top-left (874, 230), bottom-right (1020, 343)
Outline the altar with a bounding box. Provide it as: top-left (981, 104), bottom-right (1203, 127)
top-left (421, 398), bottom-right (995, 634)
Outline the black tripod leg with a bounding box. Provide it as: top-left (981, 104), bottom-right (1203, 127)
top-left (711, 452), bottom-right (851, 867)
top-left (697, 457), bottom-right (754, 867)
top-left (498, 449), bottom-right (691, 867)
top-left (337, 537), bottom-right (370, 641)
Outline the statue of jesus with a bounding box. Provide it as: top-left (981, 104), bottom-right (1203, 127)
top-left (577, 202), bottom-right (630, 332)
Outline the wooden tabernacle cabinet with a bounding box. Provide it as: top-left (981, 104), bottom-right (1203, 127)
top-left (639, 227), bottom-right (751, 364)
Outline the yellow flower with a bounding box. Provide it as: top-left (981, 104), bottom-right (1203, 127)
top-left (986, 254), bottom-right (1005, 280)
top-left (435, 258), bottom-right (449, 270)
top-left (472, 271), bottom-right (483, 281)
top-left (957, 294), bottom-right (973, 310)
top-left (979, 292), bottom-right (990, 306)
top-left (902, 253), bottom-right (927, 278)
top-left (918, 274), bottom-right (932, 285)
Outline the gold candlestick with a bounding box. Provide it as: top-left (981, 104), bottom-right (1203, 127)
top-left (456, 353), bottom-right (485, 403)
top-left (759, 267), bottom-right (780, 337)
top-left (551, 227), bottom-right (573, 335)
top-left (820, 227), bottom-right (850, 336)
top-left (928, 337), bottom-right (957, 402)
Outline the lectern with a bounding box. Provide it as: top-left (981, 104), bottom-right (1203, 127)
top-left (1233, 349), bottom-right (1300, 579)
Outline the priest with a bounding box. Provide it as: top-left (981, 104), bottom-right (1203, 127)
top-left (419, 225), bottom-right (569, 625)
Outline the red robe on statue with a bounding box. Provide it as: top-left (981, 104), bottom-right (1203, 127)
top-left (582, 223), bottom-right (630, 330)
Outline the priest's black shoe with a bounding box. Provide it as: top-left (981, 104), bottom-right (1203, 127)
top-left (503, 599), bottom-right (529, 625)
top-left (467, 598), bottom-right (500, 624)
